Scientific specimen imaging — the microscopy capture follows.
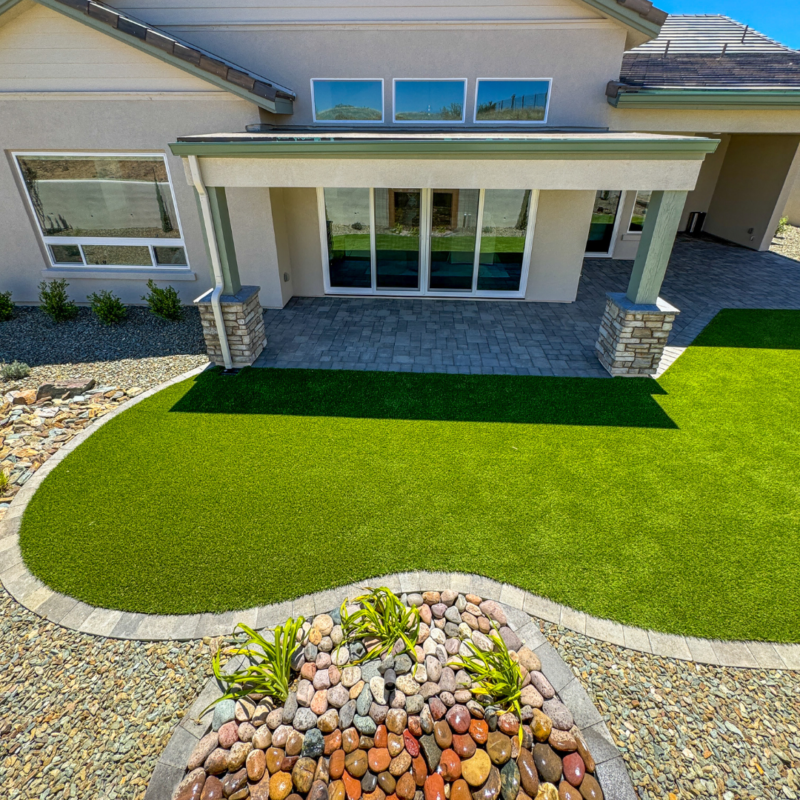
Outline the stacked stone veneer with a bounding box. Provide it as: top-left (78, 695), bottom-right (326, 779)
top-left (595, 292), bottom-right (679, 377)
top-left (196, 285), bottom-right (267, 368)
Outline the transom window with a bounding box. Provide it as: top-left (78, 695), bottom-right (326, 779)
top-left (14, 153), bottom-right (188, 269)
top-left (311, 79), bottom-right (384, 123)
top-left (474, 79), bottom-right (551, 124)
top-left (393, 80), bottom-right (466, 123)
top-left (318, 187), bottom-right (537, 298)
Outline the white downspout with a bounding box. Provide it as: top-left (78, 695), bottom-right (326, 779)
top-left (188, 155), bottom-right (234, 370)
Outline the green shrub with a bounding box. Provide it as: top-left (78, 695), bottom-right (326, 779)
top-left (0, 291), bottom-right (13, 322)
top-left (39, 279), bottom-right (78, 322)
top-left (776, 216), bottom-right (790, 237)
top-left (1, 361), bottom-right (31, 382)
top-left (0, 470), bottom-right (8, 494)
top-left (341, 586), bottom-right (421, 663)
top-left (142, 280), bottom-right (183, 321)
top-left (89, 290), bottom-right (127, 325)
top-left (208, 616), bottom-right (305, 707)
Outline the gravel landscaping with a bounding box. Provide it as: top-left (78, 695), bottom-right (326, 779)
top-left (0, 306), bottom-right (208, 394)
top-left (771, 224), bottom-right (800, 262)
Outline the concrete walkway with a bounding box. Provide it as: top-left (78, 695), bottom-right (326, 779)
top-left (254, 236), bottom-right (800, 377)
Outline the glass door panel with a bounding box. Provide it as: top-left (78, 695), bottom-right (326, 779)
top-left (375, 189), bottom-right (421, 289)
top-left (585, 190), bottom-right (622, 254)
top-left (477, 190), bottom-right (531, 292)
top-left (429, 189), bottom-right (479, 290)
top-left (323, 188), bottom-right (371, 288)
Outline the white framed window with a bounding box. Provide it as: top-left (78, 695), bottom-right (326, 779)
top-left (311, 79), bottom-right (384, 123)
top-left (13, 152), bottom-right (189, 270)
top-left (392, 79), bottom-right (467, 123)
top-left (317, 187), bottom-right (538, 299)
top-left (585, 190), bottom-right (627, 258)
top-left (628, 190), bottom-right (652, 233)
top-left (473, 79), bottom-right (552, 124)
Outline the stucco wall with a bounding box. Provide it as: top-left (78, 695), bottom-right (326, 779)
top-left (526, 190), bottom-right (597, 302)
top-left (784, 173), bottom-right (800, 226)
top-left (705, 134), bottom-right (800, 251)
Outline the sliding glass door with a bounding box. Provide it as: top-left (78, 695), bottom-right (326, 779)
top-left (585, 190), bottom-right (623, 256)
top-left (320, 187), bottom-right (536, 297)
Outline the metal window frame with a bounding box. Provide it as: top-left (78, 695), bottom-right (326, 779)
top-left (473, 78), bottom-right (553, 125)
top-left (310, 78), bottom-right (385, 124)
top-left (392, 78), bottom-right (468, 124)
top-left (12, 150), bottom-right (190, 271)
top-left (317, 186), bottom-right (538, 299)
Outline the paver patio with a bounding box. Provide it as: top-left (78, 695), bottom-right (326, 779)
top-left (255, 236), bottom-right (800, 377)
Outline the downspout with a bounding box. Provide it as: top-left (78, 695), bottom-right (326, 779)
top-left (188, 155), bottom-right (233, 370)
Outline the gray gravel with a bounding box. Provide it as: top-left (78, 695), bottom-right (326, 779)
top-left (542, 621), bottom-right (800, 800)
top-left (0, 586), bottom-right (211, 800)
top-left (0, 306), bottom-right (208, 392)
top-left (771, 224), bottom-right (800, 262)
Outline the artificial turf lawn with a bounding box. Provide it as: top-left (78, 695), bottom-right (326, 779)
top-left (18, 309), bottom-right (800, 641)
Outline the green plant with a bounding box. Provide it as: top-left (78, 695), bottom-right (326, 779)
top-left (89, 290), bottom-right (127, 325)
top-left (142, 280), bottom-right (183, 321)
top-left (776, 216), bottom-right (790, 237)
top-left (39, 279), bottom-right (78, 322)
top-left (450, 627), bottom-right (524, 739)
top-left (208, 616), bottom-right (305, 709)
top-left (0, 291), bottom-right (13, 321)
top-left (1, 361), bottom-right (31, 382)
top-left (341, 586), bottom-right (421, 663)
top-left (0, 470), bottom-right (8, 493)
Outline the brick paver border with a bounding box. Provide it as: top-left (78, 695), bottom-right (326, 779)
top-left (1, 367), bottom-right (798, 671)
top-left (144, 595), bottom-right (635, 800)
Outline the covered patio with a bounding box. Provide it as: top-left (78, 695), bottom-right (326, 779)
top-left (254, 237), bottom-right (800, 377)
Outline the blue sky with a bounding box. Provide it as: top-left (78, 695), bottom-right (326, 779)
top-left (658, 0), bottom-right (800, 49)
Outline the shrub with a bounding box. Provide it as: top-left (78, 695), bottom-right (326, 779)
top-left (776, 216), bottom-right (790, 237)
top-left (208, 616), bottom-right (305, 708)
top-left (341, 586), bottom-right (421, 663)
top-left (0, 470), bottom-right (8, 494)
top-left (89, 290), bottom-right (127, 325)
top-left (1, 361), bottom-right (31, 382)
top-left (142, 280), bottom-right (183, 321)
top-left (39, 279), bottom-right (78, 322)
top-left (450, 626), bottom-right (524, 740)
top-left (0, 291), bottom-right (13, 322)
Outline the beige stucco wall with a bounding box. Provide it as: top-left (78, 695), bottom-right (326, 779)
top-left (526, 190), bottom-right (596, 301)
top-left (705, 134), bottom-right (800, 251)
top-left (609, 108), bottom-right (800, 136)
top-left (283, 188), bottom-right (325, 299)
top-left (784, 173), bottom-right (800, 226)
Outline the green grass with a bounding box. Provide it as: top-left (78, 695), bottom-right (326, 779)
top-left (19, 309), bottom-right (800, 641)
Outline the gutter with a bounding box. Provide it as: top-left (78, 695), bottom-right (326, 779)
top-left (607, 81), bottom-right (800, 109)
top-left (188, 155), bottom-right (233, 371)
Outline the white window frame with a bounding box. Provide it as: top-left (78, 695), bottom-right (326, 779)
top-left (584, 190), bottom-right (627, 259)
top-left (310, 79), bottom-right (385, 124)
top-left (473, 78), bottom-right (552, 125)
top-left (13, 150), bottom-right (190, 272)
top-left (627, 190), bottom-right (652, 234)
top-left (392, 79), bottom-right (467, 124)
top-left (317, 187), bottom-right (538, 299)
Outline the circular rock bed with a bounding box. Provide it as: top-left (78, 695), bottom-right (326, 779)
top-left (175, 591), bottom-right (604, 800)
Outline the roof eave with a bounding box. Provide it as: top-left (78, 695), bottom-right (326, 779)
top-left (580, 0), bottom-right (664, 39)
top-left (609, 87), bottom-right (800, 109)
top-left (30, 0), bottom-right (294, 115)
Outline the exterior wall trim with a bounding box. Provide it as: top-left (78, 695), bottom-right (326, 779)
top-left (169, 137), bottom-right (719, 160)
top-left (609, 88), bottom-right (800, 109)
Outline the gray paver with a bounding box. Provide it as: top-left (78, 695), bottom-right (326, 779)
top-left (711, 640), bottom-right (759, 668)
top-left (595, 757), bottom-right (638, 800)
top-left (560, 606), bottom-right (586, 635)
top-left (648, 631), bottom-right (692, 661)
top-left (36, 591), bottom-right (80, 624)
top-left (747, 642), bottom-right (788, 670)
top-left (144, 761), bottom-right (185, 800)
top-left (558, 677), bottom-right (603, 728)
top-left (522, 593), bottom-right (562, 625)
top-left (582, 721), bottom-right (621, 765)
top-left (622, 626), bottom-right (652, 654)
top-left (685, 636), bottom-right (719, 665)
top-left (534, 640), bottom-right (577, 692)
top-left (585, 615), bottom-right (626, 647)
top-left (159, 725), bottom-right (200, 769)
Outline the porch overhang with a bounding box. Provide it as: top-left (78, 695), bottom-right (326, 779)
top-left (170, 131), bottom-right (719, 192)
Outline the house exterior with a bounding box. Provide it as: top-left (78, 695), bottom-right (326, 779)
top-left (1, 0), bottom-right (799, 373)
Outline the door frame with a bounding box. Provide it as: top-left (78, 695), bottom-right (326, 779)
top-left (318, 187), bottom-right (538, 299)
top-left (584, 189), bottom-right (627, 259)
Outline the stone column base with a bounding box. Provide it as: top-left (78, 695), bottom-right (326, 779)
top-left (595, 292), bottom-right (679, 377)
top-left (195, 285), bottom-right (266, 368)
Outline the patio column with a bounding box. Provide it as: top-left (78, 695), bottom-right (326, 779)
top-left (595, 190), bottom-right (686, 376)
top-left (194, 184), bottom-right (267, 367)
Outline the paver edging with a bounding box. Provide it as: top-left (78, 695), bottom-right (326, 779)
top-left (144, 598), bottom-right (635, 800)
top-left (1, 367), bottom-right (799, 671)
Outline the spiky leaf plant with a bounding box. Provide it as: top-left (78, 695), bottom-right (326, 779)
top-left (207, 616), bottom-right (305, 709)
top-left (341, 586), bottom-right (421, 663)
top-left (450, 628), bottom-right (524, 740)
